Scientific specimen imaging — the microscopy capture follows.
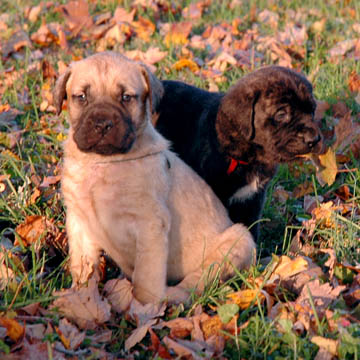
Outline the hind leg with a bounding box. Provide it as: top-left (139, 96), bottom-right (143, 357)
top-left (167, 223), bottom-right (256, 303)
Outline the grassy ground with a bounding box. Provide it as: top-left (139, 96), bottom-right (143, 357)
top-left (1, 0), bottom-right (360, 358)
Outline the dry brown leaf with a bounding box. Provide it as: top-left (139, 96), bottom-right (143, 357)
top-left (103, 277), bottom-right (133, 313)
top-left (113, 7), bottom-right (136, 23)
top-left (348, 70), bottom-right (360, 92)
top-left (56, 318), bottom-right (85, 350)
top-left (40, 175), bottom-right (61, 188)
top-left (52, 278), bottom-right (111, 330)
top-left (311, 336), bottom-right (339, 356)
top-left (182, 3), bottom-right (203, 20)
top-left (0, 317), bottom-right (25, 342)
top-left (334, 111), bottom-right (360, 152)
top-left (258, 10), bottom-right (279, 29)
top-left (148, 328), bottom-right (172, 359)
top-left (58, 0), bottom-right (93, 36)
top-left (329, 39), bottom-right (356, 57)
top-left (0, 251), bottom-right (15, 291)
top-left (25, 323), bottom-right (46, 341)
top-left (163, 336), bottom-right (203, 360)
top-left (125, 300), bottom-right (166, 350)
top-left (292, 180), bottom-right (315, 199)
top-left (312, 201), bottom-right (337, 228)
top-left (158, 317), bottom-right (194, 338)
top-left (27, 4), bottom-right (43, 23)
top-left (270, 255), bottom-right (309, 280)
top-left (164, 22), bottom-right (192, 47)
top-left (2, 30), bottom-right (32, 58)
top-left (314, 100), bottom-right (330, 121)
top-left (12, 338), bottom-right (50, 359)
top-left (201, 314), bottom-right (238, 339)
top-left (132, 16), bottom-right (156, 42)
top-left (15, 215), bottom-right (47, 246)
top-left (296, 280), bottom-right (346, 313)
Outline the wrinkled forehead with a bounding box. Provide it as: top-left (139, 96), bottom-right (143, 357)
top-left (67, 55), bottom-right (145, 94)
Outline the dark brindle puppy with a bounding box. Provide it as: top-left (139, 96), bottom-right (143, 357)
top-left (154, 66), bottom-right (323, 241)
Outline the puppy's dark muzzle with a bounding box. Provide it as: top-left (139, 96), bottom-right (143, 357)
top-left (73, 104), bottom-right (136, 155)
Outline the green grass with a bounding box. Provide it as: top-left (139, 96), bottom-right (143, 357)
top-left (1, 0), bottom-right (360, 358)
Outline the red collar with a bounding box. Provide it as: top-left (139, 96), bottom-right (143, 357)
top-left (227, 157), bottom-right (249, 175)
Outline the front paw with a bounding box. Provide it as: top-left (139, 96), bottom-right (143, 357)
top-left (165, 286), bottom-right (191, 305)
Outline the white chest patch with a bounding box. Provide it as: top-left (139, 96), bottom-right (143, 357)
top-left (229, 176), bottom-right (260, 204)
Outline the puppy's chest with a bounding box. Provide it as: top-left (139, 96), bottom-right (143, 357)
top-left (228, 176), bottom-right (261, 204)
top-left (63, 158), bottom-right (169, 227)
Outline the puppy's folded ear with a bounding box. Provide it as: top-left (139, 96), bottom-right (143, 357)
top-left (217, 82), bottom-right (260, 143)
top-left (53, 68), bottom-right (72, 115)
top-left (139, 64), bottom-right (164, 114)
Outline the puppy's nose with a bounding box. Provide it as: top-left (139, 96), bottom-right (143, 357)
top-left (94, 118), bottom-right (114, 134)
top-left (307, 134), bottom-right (321, 149)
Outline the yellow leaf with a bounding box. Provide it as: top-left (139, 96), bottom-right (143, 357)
top-left (0, 317), bottom-right (25, 342)
top-left (55, 326), bottom-right (71, 349)
top-left (1, 149), bottom-right (20, 161)
top-left (227, 289), bottom-right (265, 310)
top-left (271, 255), bottom-right (308, 279)
top-left (172, 59), bottom-right (199, 73)
top-left (315, 147), bottom-right (338, 186)
top-left (311, 336), bottom-right (338, 356)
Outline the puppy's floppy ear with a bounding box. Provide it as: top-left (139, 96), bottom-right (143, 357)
top-left (53, 67), bottom-right (72, 115)
top-left (217, 81), bottom-right (260, 143)
top-left (139, 64), bottom-right (164, 113)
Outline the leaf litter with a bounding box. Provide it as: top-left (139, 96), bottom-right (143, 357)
top-left (1, 0), bottom-right (360, 358)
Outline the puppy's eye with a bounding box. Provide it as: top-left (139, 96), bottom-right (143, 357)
top-left (274, 110), bottom-right (288, 123)
top-left (74, 93), bottom-right (87, 103)
top-left (122, 94), bottom-right (132, 102)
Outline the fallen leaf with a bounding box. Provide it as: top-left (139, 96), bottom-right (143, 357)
top-left (52, 277), bottom-right (111, 330)
top-left (217, 303), bottom-right (239, 324)
top-left (292, 180), bottom-right (315, 198)
top-left (132, 16), bottom-right (156, 42)
top-left (270, 255), bottom-right (309, 280)
top-left (311, 336), bottom-right (339, 356)
top-left (104, 277), bottom-right (133, 313)
top-left (56, 318), bottom-right (85, 350)
top-left (329, 39), bottom-right (356, 57)
top-left (0, 317), bottom-right (25, 342)
top-left (113, 7), bottom-right (136, 23)
top-left (164, 22), bottom-right (192, 47)
top-left (172, 58), bottom-right (199, 72)
top-left (296, 280), bottom-right (346, 313)
top-left (58, 0), bottom-right (93, 37)
top-left (15, 215), bottom-right (47, 246)
top-left (348, 71), bottom-right (360, 92)
top-left (314, 100), bottom-right (330, 121)
top-left (125, 300), bottom-right (166, 350)
top-left (334, 111), bottom-right (360, 152)
top-left (2, 30), bottom-right (32, 58)
top-left (158, 317), bottom-right (194, 339)
top-left (163, 336), bottom-right (204, 360)
top-left (27, 4), bottom-right (43, 23)
top-left (40, 175), bottom-right (61, 188)
top-left (258, 10), bottom-right (279, 29)
top-left (149, 328), bottom-right (172, 359)
top-left (311, 148), bottom-right (338, 187)
top-left (25, 323), bottom-right (46, 340)
top-left (227, 289), bottom-right (265, 310)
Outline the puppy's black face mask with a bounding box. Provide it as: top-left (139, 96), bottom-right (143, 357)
top-left (73, 102), bottom-right (136, 155)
